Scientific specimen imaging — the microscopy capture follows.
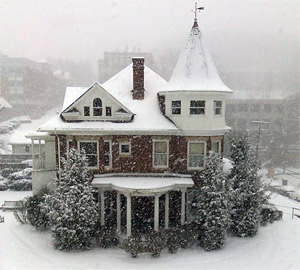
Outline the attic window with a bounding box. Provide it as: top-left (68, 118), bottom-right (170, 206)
top-left (93, 98), bottom-right (102, 116)
top-left (84, 106), bottom-right (90, 116)
top-left (116, 108), bottom-right (128, 114)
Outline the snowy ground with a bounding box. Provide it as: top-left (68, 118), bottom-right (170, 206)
top-left (0, 191), bottom-right (299, 270)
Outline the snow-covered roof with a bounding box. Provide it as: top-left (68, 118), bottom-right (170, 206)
top-left (39, 65), bottom-right (178, 133)
top-left (166, 22), bottom-right (232, 93)
top-left (0, 97), bottom-right (12, 109)
top-left (92, 175), bottom-right (194, 194)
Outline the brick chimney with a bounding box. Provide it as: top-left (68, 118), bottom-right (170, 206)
top-left (132, 57), bottom-right (145, 100)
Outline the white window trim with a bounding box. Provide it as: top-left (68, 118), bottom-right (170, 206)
top-left (171, 100), bottom-right (181, 115)
top-left (190, 100), bottom-right (206, 116)
top-left (77, 140), bottom-right (99, 169)
top-left (104, 140), bottom-right (112, 168)
top-left (119, 142), bottom-right (131, 156)
top-left (211, 140), bottom-right (222, 154)
top-left (66, 138), bottom-right (73, 155)
top-left (187, 140), bottom-right (207, 170)
top-left (153, 140), bottom-right (169, 169)
top-left (213, 100), bottom-right (223, 116)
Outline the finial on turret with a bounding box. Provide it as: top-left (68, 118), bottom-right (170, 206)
top-left (192, 3), bottom-right (204, 28)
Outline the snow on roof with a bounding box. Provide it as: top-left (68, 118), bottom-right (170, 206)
top-left (39, 65), bottom-right (178, 133)
top-left (0, 96), bottom-right (12, 109)
top-left (9, 109), bottom-right (57, 144)
top-left (92, 176), bottom-right (194, 193)
top-left (166, 23), bottom-right (232, 93)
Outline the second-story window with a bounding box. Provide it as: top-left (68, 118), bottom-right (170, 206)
top-left (190, 100), bottom-right (205, 115)
top-left (153, 140), bottom-right (168, 168)
top-left (119, 142), bottom-right (131, 156)
top-left (78, 141), bottom-right (98, 168)
top-left (214, 101), bottom-right (222, 115)
top-left (93, 98), bottom-right (102, 116)
top-left (172, 100), bottom-right (181, 115)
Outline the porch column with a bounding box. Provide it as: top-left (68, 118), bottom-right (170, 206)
top-left (31, 140), bottom-right (35, 170)
top-left (126, 194), bottom-right (132, 237)
top-left (186, 189), bottom-right (190, 223)
top-left (165, 192), bottom-right (169, 230)
top-left (181, 190), bottom-right (186, 225)
top-left (154, 195), bottom-right (160, 232)
top-left (100, 190), bottom-right (105, 226)
top-left (117, 192), bottom-right (121, 233)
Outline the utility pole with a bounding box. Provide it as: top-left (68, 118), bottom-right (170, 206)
top-left (252, 120), bottom-right (270, 160)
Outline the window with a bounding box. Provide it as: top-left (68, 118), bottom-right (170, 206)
top-left (172, 101), bottom-right (181, 115)
top-left (104, 141), bottom-right (112, 168)
top-left (188, 141), bottom-right (206, 169)
top-left (78, 141), bottom-right (98, 168)
top-left (214, 101), bottom-right (222, 115)
top-left (211, 141), bottom-right (221, 154)
top-left (106, 107), bottom-right (112, 117)
top-left (190, 100), bottom-right (205, 115)
top-left (119, 142), bottom-right (131, 156)
top-left (84, 106), bottom-right (90, 116)
top-left (93, 98), bottom-right (102, 116)
top-left (153, 140), bottom-right (168, 168)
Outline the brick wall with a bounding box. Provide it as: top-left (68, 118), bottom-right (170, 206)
top-left (57, 134), bottom-right (224, 177)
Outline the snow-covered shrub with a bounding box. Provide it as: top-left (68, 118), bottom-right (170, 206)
top-left (229, 134), bottom-right (263, 237)
top-left (8, 168), bottom-right (32, 180)
top-left (0, 179), bottom-right (8, 191)
top-left (260, 204), bottom-right (283, 226)
top-left (94, 225), bottom-right (118, 249)
top-left (120, 234), bottom-right (143, 258)
top-left (8, 179), bottom-right (32, 191)
top-left (26, 187), bottom-right (51, 230)
top-left (46, 149), bottom-right (98, 251)
top-left (193, 152), bottom-right (229, 251)
top-left (145, 231), bottom-right (166, 257)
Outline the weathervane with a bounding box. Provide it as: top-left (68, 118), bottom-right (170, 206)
top-left (192, 2), bottom-right (204, 22)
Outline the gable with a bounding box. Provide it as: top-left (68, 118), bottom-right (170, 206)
top-left (61, 83), bottom-right (133, 122)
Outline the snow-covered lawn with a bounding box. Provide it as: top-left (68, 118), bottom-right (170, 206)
top-left (0, 191), bottom-right (299, 270)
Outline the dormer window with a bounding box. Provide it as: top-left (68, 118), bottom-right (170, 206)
top-left (190, 100), bottom-right (205, 115)
top-left (93, 98), bottom-right (102, 116)
top-left (172, 101), bottom-right (181, 115)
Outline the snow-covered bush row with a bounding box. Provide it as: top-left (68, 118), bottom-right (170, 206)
top-left (8, 168), bottom-right (32, 180)
top-left (8, 179), bottom-right (32, 191)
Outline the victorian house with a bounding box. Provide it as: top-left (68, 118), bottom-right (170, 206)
top-left (28, 16), bottom-right (233, 237)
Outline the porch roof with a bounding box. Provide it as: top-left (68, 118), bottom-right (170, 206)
top-left (92, 175), bottom-right (194, 195)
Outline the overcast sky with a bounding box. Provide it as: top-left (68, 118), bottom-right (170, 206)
top-left (0, 0), bottom-right (299, 75)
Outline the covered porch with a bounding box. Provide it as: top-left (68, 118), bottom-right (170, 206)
top-left (92, 174), bottom-right (194, 237)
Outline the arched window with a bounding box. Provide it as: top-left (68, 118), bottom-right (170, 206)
top-left (93, 98), bottom-right (102, 116)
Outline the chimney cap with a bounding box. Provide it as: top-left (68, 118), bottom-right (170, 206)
top-left (132, 56), bottom-right (144, 60)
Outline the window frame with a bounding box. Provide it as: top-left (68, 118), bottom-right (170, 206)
top-left (190, 100), bottom-right (205, 115)
top-left (211, 140), bottom-right (222, 154)
top-left (213, 100), bottom-right (222, 116)
top-left (119, 142), bottom-right (131, 156)
top-left (153, 140), bottom-right (169, 169)
top-left (77, 140), bottom-right (99, 169)
top-left (105, 106), bottom-right (112, 117)
top-left (187, 141), bottom-right (207, 170)
top-left (171, 100), bottom-right (181, 115)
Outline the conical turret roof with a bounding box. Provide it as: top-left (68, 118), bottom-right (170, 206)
top-left (168, 20), bottom-right (232, 93)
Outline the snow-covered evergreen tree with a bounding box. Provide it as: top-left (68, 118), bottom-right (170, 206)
top-left (194, 152), bottom-right (229, 251)
top-left (229, 134), bottom-right (263, 237)
top-left (47, 149), bottom-right (98, 251)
